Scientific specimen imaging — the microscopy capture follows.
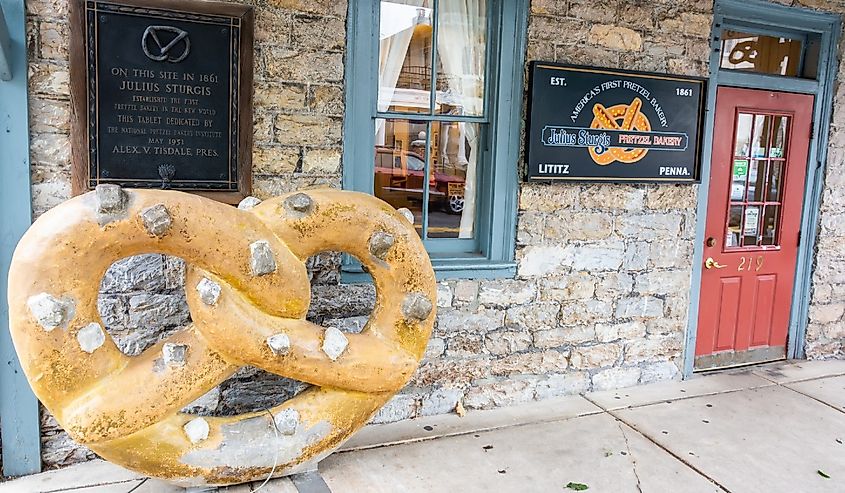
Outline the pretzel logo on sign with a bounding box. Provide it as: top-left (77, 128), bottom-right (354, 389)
top-left (7, 187), bottom-right (436, 486)
top-left (588, 97), bottom-right (652, 165)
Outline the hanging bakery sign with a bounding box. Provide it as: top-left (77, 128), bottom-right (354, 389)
top-left (526, 62), bottom-right (706, 183)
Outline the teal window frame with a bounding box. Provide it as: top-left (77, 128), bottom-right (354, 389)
top-left (342, 0), bottom-right (528, 281)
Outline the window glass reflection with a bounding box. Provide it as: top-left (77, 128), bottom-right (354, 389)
top-left (378, 1), bottom-right (434, 114)
top-left (426, 121), bottom-right (478, 238)
top-left (720, 30), bottom-right (802, 77)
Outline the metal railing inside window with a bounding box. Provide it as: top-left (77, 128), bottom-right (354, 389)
top-left (375, 0), bottom-right (489, 246)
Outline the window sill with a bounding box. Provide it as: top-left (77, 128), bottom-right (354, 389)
top-left (341, 257), bottom-right (516, 283)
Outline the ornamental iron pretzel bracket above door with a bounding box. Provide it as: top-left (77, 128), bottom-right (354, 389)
top-left (7, 187), bottom-right (436, 486)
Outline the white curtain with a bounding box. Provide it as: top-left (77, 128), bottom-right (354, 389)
top-left (437, 0), bottom-right (485, 238)
top-left (376, 1), bottom-right (425, 142)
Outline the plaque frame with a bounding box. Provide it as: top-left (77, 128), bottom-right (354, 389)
top-left (69, 0), bottom-right (254, 204)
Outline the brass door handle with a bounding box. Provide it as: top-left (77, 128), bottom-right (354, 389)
top-left (705, 257), bottom-right (727, 269)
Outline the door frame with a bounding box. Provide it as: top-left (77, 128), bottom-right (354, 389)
top-left (683, 0), bottom-right (841, 377)
top-left (0, 0), bottom-right (40, 476)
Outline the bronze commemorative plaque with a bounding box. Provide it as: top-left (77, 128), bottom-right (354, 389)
top-left (70, 0), bottom-right (254, 202)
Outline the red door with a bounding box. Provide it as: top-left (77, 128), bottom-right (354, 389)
top-left (695, 87), bottom-right (813, 370)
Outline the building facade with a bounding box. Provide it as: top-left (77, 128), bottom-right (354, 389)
top-left (2, 0), bottom-right (844, 474)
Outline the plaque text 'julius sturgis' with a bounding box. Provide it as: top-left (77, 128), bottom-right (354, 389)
top-left (73, 0), bottom-right (254, 196)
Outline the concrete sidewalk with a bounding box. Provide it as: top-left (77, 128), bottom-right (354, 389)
top-left (3, 359), bottom-right (845, 493)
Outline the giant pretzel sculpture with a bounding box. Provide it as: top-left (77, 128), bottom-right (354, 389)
top-left (8, 187), bottom-right (436, 486)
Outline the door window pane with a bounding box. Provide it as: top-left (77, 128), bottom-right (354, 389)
top-left (720, 30), bottom-right (802, 76)
top-left (379, 1), bottom-right (434, 114)
top-left (746, 160), bottom-right (767, 202)
top-left (751, 114), bottom-right (771, 158)
top-left (761, 205), bottom-right (781, 246)
top-left (727, 205), bottom-right (743, 248)
top-left (770, 116), bottom-right (789, 158)
top-left (426, 120), bottom-right (479, 238)
top-left (743, 205), bottom-right (761, 246)
top-left (434, 0), bottom-right (486, 117)
top-left (373, 118), bottom-right (428, 237)
top-left (734, 113), bottom-right (754, 157)
top-left (767, 162), bottom-right (783, 202)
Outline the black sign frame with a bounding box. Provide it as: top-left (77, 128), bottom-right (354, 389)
top-left (525, 61), bottom-right (707, 184)
top-left (69, 0), bottom-right (254, 203)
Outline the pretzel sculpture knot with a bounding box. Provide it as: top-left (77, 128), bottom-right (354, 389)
top-left (8, 187), bottom-right (436, 486)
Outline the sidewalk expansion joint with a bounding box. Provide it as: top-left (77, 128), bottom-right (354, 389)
top-left (582, 394), bottom-right (733, 493)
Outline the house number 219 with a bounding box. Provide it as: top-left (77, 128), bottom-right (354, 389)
top-left (738, 256), bottom-right (764, 272)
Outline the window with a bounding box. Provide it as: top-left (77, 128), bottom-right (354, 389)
top-left (718, 28), bottom-right (821, 79)
top-left (726, 112), bottom-right (789, 249)
top-left (344, 0), bottom-right (528, 280)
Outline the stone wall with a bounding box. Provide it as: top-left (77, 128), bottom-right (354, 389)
top-left (16, 0), bottom-right (845, 472)
top-left (806, 0), bottom-right (845, 358)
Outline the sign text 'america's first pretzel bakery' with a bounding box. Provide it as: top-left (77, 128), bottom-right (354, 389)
top-left (526, 63), bottom-right (706, 183)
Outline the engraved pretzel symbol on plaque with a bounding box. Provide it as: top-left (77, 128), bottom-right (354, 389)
top-left (142, 25), bottom-right (191, 63)
top-left (8, 187), bottom-right (436, 486)
top-left (588, 97), bottom-right (652, 165)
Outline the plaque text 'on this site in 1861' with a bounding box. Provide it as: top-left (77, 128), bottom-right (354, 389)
top-left (70, 0), bottom-right (254, 202)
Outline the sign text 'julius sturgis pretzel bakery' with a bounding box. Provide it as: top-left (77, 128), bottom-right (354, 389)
top-left (526, 63), bottom-right (706, 183)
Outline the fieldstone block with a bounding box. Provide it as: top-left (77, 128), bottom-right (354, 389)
top-left (420, 387), bottom-right (463, 416)
top-left (571, 242), bottom-right (625, 271)
top-left (453, 280), bottom-right (479, 304)
top-left (635, 270), bottom-right (691, 296)
top-left (625, 336), bottom-right (683, 364)
top-left (436, 308), bottom-right (504, 337)
top-left (615, 296), bottom-right (665, 319)
top-left (303, 148), bottom-right (341, 174)
top-left (217, 368), bottom-right (310, 415)
top-left (445, 332), bottom-right (486, 358)
top-left (181, 387), bottom-right (221, 415)
top-left (534, 325), bottom-right (595, 348)
top-left (579, 185), bottom-right (645, 210)
top-left (622, 241), bottom-right (650, 271)
top-left (595, 321), bottom-right (646, 343)
top-left (517, 212), bottom-right (545, 245)
top-left (324, 315), bottom-right (368, 334)
top-left (640, 361), bottom-right (681, 384)
top-left (595, 272), bottom-right (635, 299)
top-left (518, 245), bottom-right (573, 277)
top-left (536, 372), bottom-right (590, 399)
top-left (436, 283), bottom-right (453, 308)
top-left (478, 279), bottom-right (537, 306)
top-left (97, 296), bottom-right (128, 328)
top-left (518, 184), bottom-right (579, 212)
top-left (491, 351), bottom-right (569, 376)
top-left (539, 272), bottom-right (596, 301)
top-left (128, 293), bottom-right (189, 328)
top-left (274, 113), bottom-right (342, 146)
top-left (423, 337), bottom-right (446, 359)
top-left (505, 302), bottom-right (560, 332)
top-left (463, 377), bottom-right (539, 410)
top-left (370, 393), bottom-right (418, 424)
top-left (560, 299), bottom-right (613, 325)
top-left (545, 212), bottom-right (613, 241)
top-left (591, 366), bottom-right (641, 391)
top-left (100, 255), bottom-right (165, 294)
top-left (570, 343), bottom-right (622, 369)
top-left (484, 330), bottom-right (533, 355)
top-left (616, 213), bottom-right (683, 240)
top-left (164, 256), bottom-right (186, 290)
top-left (308, 284), bottom-right (375, 319)
top-left (412, 357), bottom-right (492, 387)
top-left (588, 25), bottom-right (643, 51)
top-left (809, 303), bottom-right (845, 324)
